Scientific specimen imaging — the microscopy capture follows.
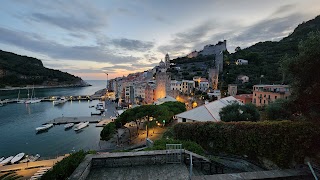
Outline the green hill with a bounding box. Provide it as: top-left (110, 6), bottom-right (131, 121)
top-left (0, 50), bottom-right (88, 87)
top-left (221, 15), bottom-right (320, 93)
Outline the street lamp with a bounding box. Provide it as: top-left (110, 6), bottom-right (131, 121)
top-left (146, 116), bottom-right (153, 138)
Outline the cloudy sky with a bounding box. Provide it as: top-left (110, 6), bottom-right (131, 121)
top-left (0, 0), bottom-right (319, 80)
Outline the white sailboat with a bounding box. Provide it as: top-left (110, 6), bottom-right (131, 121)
top-left (16, 89), bottom-right (26, 103)
top-left (64, 123), bottom-right (74, 129)
top-left (74, 121), bottom-right (89, 131)
top-left (0, 156), bottom-right (14, 165)
top-left (25, 86), bottom-right (41, 104)
top-left (11, 153), bottom-right (25, 164)
top-left (53, 96), bottom-right (68, 106)
top-left (36, 124), bottom-right (53, 132)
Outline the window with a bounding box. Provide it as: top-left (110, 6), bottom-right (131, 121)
top-left (275, 96), bottom-right (277, 99)
top-left (182, 118), bottom-right (186, 122)
top-left (264, 100), bottom-right (265, 104)
top-left (259, 99), bottom-right (261, 103)
top-left (254, 93), bottom-right (256, 96)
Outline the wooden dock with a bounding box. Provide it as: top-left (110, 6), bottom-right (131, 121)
top-left (46, 116), bottom-right (107, 125)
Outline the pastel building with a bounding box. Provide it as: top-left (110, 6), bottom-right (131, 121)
top-left (252, 85), bottom-right (290, 107)
top-left (234, 94), bottom-right (253, 104)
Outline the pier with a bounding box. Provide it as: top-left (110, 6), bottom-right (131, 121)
top-left (0, 95), bottom-right (102, 104)
top-left (46, 116), bottom-right (107, 125)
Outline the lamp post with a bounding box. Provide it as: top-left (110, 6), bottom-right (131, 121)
top-left (146, 116), bottom-right (153, 138)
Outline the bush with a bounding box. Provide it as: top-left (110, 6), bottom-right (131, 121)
top-left (219, 103), bottom-right (260, 122)
top-left (173, 121), bottom-right (320, 168)
top-left (145, 138), bottom-right (205, 155)
top-left (41, 150), bottom-right (87, 180)
top-left (266, 99), bottom-right (293, 120)
top-left (100, 122), bottom-right (116, 140)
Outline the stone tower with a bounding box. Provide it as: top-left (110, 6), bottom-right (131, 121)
top-left (155, 59), bottom-right (170, 100)
top-left (165, 53), bottom-right (170, 68)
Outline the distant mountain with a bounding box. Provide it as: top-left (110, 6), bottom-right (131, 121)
top-left (0, 50), bottom-right (89, 88)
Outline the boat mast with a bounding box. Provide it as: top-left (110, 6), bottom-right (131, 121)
top-left (17, 89), bottom-right (20, 100)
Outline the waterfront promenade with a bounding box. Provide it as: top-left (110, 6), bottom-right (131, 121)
top-left (0, 154), bottom-right (69, 179)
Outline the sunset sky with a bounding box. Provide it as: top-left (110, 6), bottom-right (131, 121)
top-left (0, 0), bottom-right (319, 80)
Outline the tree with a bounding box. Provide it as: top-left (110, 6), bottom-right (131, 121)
top-left (116, 105), bottom-right (174, 125)
top-left (219, 103), bottom-right (260, 122)
top-left (266, 99), bottom-right (293, 120)
top-left (282, 31), bottom-right (320, 120)
top-left (100, 122), bottom-right (116, 140)
top-left (235, 46), bottom-right (242, 52)
top-left (160, 101), bottom-right (186, 115)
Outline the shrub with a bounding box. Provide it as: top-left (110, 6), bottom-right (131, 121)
top-left (41, 150), bottom-right (87, 180)
top-left (219, 103), bottom-right (260, 122)
top-left (266, 99), bottom-right (293, 120)
top-left (173, 121), bottom-right (320, 168)
top-left (100, 122), bottom-right (116, 140)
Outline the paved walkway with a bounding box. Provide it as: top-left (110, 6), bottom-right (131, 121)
top-left (0, 155), bottom-right (68, 179)
top-left (86, 164), bottom-right (189, 180)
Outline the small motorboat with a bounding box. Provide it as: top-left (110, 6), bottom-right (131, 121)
top-left (74, 122), bottom-right (89, 131)
top-left (64, 123), bottom-right (74, 129)
top-left (53, 96), bottom-right (68, 106)
top-left (96, 102), bottom-right (104, 110)
top-left (36, 124), bottom-right (54, 132)
top-left (0, 156), bottom-right (14, 165)
top-left (0, 157), bottom-right (4, 163)
top-left (29, 154), bottom-right (40, 162)
top-left (11, 153), bottom-right (25, 164)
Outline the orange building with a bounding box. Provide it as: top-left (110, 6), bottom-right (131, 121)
top-left (234, 94), bottom-right (253, 104)
top-left (252, 85), bottom-right (290, 107)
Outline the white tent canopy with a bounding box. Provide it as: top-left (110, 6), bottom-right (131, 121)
top-left (175, 96), bottom-right (242, 122)
top-left (154, 95), bottom-right (177, 105)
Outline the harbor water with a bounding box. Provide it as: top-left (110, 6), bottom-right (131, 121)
top-left (0, 80), bottom-right (109, 158)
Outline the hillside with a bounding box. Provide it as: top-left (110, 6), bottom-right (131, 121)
top-left (0, 50), bottom-right (89, 88)
top-left (169, 15), bottom-right (320, 93)
top-left (221, 15), bottom-right (320, 93)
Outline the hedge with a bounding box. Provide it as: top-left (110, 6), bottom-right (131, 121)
top-left (41, 150), bottom-right (87, 180)
top-left (173, 121), bottom-right (320, 167)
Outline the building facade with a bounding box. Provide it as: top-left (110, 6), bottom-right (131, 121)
top-left (234, 94), bottom-right (253, 104)
top-left (228, 84), bottom-right (237, 96)
top-left (252, 85), bottom-right (291, 107)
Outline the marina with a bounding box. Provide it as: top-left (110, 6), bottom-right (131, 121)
top-left (0, 80), bottom-right (115, 158)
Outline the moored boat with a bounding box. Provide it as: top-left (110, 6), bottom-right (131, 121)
top-left (0, 156), bottom-right (14, 165)
top-left (74, 121), bottom-right (89, 131)
top-left (0, 157), bottom-right (4, 163)
top-left (29, 154), bottom-right (40, 162)
top-left (36, 124), bottom-right (54, 132)
top-left (11, 153), bottom-right (25, 164)
top-left (25, 99), bottom-right (41, 104)
top-left (53, 96), bottom-right (68, 106)
top-left (64, 123), bottom-right (74, 129)
top-left (96, 102), bottom-right (104, 110)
